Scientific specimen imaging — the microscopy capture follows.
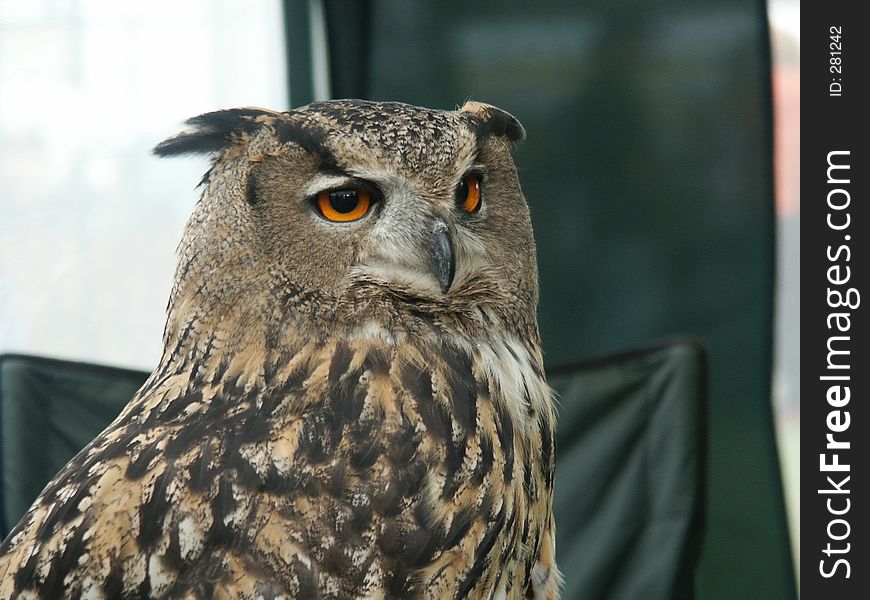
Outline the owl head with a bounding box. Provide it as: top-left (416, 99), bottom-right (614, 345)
top-left (155, 100), bottom-right (538, 346)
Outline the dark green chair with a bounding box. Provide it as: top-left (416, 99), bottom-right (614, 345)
top-left (0, 354), bottom-right (148, 535)
top-left (550, 340), bottom-right (706, 599)
top-left (0, 341), bottom-right (707, 598)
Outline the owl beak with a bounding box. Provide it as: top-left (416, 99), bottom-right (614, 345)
top-left (431, 220), bottom-right (455, 293)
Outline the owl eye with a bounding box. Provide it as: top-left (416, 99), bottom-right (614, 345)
top-left (456, 175), bottom-right (482, 214)
top-left (316, 188), bottom-right (372, 222)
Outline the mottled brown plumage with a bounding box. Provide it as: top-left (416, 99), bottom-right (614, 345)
top-left (0, 100), bottom-right (559, 599)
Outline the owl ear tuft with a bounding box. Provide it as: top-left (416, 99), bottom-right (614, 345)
top-left (153, 108), bottom-right (281, 157)
top-left (460, 101), bottom-right (526, 146)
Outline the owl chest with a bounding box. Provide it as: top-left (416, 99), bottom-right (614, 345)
top-left (115, 338), bottom-right (554, 598)
top-left (247, 338), bottom-right (556, 598)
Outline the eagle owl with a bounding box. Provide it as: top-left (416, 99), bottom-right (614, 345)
top-left (0, 100), bottom-right (559, 599)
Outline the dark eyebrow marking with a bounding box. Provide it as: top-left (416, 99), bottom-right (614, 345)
top-left (274, 119), bottom-right (342, 174)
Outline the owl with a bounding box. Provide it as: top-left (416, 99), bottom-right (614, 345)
top-left (0, 100), bottom-right (559, 599)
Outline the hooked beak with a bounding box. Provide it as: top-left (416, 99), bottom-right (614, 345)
top-left (431, 220), bottom-right (455, 293)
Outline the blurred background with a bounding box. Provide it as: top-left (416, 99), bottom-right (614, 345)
top-left (0, 0), bottom-right (798, 597)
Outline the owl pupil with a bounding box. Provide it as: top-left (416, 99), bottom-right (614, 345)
top-left (329, 190), bottom-right (359, 213)
top-left (455, 180), bottom-right (469, 205)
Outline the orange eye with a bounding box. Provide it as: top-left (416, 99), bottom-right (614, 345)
top-left (316, 188), bottom-right (372, 222)
top-left (456, 175), bottom-right (482, 213)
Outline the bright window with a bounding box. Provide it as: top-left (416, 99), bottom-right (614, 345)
top-left (0, 0), bottom-right (287, 369)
